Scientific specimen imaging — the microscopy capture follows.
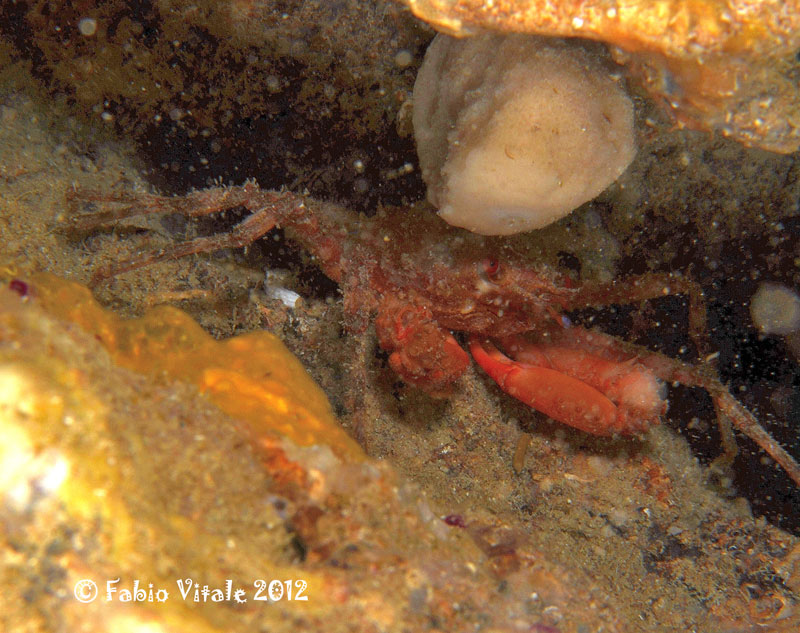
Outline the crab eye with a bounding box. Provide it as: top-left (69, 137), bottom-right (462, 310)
top-left (483, 258), bottom-right (501, 280)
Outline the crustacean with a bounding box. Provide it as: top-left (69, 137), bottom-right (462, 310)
top-left (65, 183), bottom-right (800, 486)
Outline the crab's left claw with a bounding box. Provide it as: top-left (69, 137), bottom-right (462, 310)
top-left (376, 299), bottom-right (469, 396)
top-left (468, 337), bottom-right (665, 436)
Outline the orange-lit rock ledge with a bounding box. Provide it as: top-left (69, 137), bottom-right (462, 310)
top-left (403, 0), bottom-right (800, 153)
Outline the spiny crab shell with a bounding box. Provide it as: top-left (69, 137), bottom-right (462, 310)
top-left (402, 0), bottom-right (800, 154)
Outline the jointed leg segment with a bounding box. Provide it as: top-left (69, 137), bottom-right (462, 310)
top-left (65, 184), bottom-right (345, 285)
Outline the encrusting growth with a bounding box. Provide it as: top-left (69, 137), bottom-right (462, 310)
top-left (413, 33), bottom-right (635, 235)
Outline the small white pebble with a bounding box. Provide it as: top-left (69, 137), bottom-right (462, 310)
top-left (266, 75), bottom-right (281, 93)
top-left (394, 49), bottom-right (413, 68)
top-left (750, 282), bottom-right (800, 335)
top-left (586, 454), bottom-right (614, 477)
top-left (78, 17), bottom-right (97, 37)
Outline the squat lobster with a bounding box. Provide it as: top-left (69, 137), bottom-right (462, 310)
top-left (65, 183), bottom-right (800, 487)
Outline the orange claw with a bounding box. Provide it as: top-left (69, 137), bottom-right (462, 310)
top-left (468, 337), bottom-right (665, 436)
top-left (376, 299), bottom-right (470, 396)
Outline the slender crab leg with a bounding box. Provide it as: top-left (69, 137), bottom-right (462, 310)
top-left (567, 274), bottom-right (709, 359)
top-left (65, 185), bottom-right (349, 285)
top-left (468, 337), bottom-right (663, 435)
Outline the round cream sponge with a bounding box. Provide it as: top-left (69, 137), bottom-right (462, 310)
top-left (413, 33), bottom-right (636, 235)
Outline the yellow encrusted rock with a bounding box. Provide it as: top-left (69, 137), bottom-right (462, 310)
top-left (30, 272), bottom-right (364, 462)
top-left (1, 274), bottom-right (633, 633)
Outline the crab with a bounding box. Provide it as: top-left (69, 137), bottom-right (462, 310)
top-left (65, 182), bottom-right (800, 487)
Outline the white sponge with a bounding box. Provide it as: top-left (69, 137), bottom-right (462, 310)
top-left (413, 34), bottom-right (636, 235)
